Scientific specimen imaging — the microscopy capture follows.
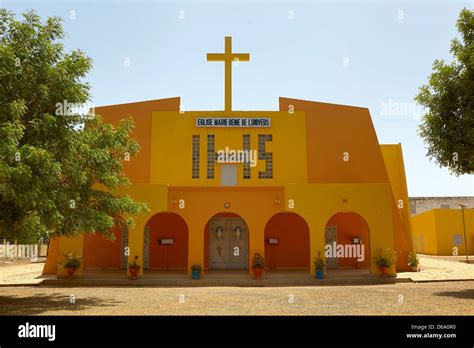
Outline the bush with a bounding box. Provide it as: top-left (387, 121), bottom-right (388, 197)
top-left (128, 255), bottom-right (141, 271)
top-left (60, 253), bottom-right (81, 270)
top-left (408, 251), bottom-right (419, 267)
top-left (252, 253), bottom-right (265, 269)
top-left (314, 252), bottom-right (325, 271)
top-left (191, 264), bottom-right (202, 272)
top-left (373, 248), bottom-right (397, 268)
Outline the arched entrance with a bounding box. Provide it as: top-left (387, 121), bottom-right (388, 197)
top-left (325, 212), bottom-right (370, 269)
top-left (144, 212), bottom-right (188, 270)
top-left (204, 212), bottom-right (249, 270)
top-left (83, 223), bottom-right (128, 270)
top-left (264, 212), bottom-right (310, 269)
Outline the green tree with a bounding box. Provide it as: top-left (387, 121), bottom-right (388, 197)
top-left (0, 10), bottom-right (148, 243)
top-left (415, 8), bottom-right (474, 175)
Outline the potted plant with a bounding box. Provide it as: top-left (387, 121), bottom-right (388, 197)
top-left (191, 264), bottom-right (202, 280)
top-left (128, 255), bottom-right (141, 280)
top-left (61, 253), bottom-right (81, 278)
top-left (314, 252), bottom-right (325, 279)
top-left (252, 252), bottom-right (265, 279)
top-left (408, 251), bottom-right (419, 272)
top-left (373, 248), bottom-right (397, 277)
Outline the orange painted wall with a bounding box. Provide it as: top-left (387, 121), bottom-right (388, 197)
top-left (390, 197), bottom-right (411, 270)
top-left (95, 97), bottom-right (180, 184)
top-left (83, 98), bottom-right (180, 272)
top-left (279, 98), bottom-right (389, 184)
top-left (42, 238), bottom-right (59, 275)
top-left (264, 212), bottom-right (310, 269)
top-left (326, 212), bottom-right (371, 268)
top-left (147, 212), bottom-right (188, 269)
top-left (83, 227), bottom-right (122, 269)
top-left (204, 212), bottom-right (243, 269)
top-left (380, 144), bottom-right (414, 271)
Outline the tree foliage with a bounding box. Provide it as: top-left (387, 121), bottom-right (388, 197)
top-left (415, 8), bottom-right (474, 175)
top-left (0, 10), bottom-right (148, 243)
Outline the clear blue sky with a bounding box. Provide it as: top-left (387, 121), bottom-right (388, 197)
top-left (4, 0), bottom-right (473, 197)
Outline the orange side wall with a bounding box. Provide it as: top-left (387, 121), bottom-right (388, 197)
top-left (381, 144), bottom-right (414, 271)
top-left (279, 98), bottom-right (390, 184)
top-left (94, 97), bottom-right (181, 184)
top-left (42, 238), bottom-right (59, 275)
top-left (68, 97), bottom-right (182, 274)
top-left (83, 227), bottom-right (122, 269)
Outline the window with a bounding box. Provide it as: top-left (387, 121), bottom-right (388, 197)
top-left (453, 234), bottom-right (463, 246)
top-left (243, 134), bottom-right (251, 179)
top-left (221, 165), bottom-right (237, 186)
top-left (207, 134), bottom-right (215, 179)
top-left (258, 134), bottom-right (273, 179)
top-left (192, 135), bottom-right (200, 179)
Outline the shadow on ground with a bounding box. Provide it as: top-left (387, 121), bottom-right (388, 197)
top-left (434, 289), bottom-right (474, 300)
top-left (0, 293), bottom-right (122, 315)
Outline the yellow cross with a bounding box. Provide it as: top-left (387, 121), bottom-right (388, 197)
top-left (207, 36), bottom-right (250, 112)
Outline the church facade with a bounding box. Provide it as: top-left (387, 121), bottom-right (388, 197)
top-left (43, 37), bottom-right (414, 278)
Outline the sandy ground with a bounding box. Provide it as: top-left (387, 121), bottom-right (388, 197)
top-left (0, 259), bottom-right (45, 285)
top-left (0, 281), bottom-right (472, 315)
top-left (0, 256), bottom-right (472, 315)
top-left (397, 254), bottom-right (474, 281)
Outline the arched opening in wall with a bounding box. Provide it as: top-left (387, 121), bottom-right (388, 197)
top-left (144, 212), bottom-right (188, 271)
top-left (325, 212), bottom-right (370, 270)
top-left (204, 212), bottom-right (249, 270)
top-left (83, 222), bottom-right (127, 271)
top-left (264, 212), bottom-right (310, 270)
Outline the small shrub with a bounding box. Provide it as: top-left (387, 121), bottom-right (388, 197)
top-left (373, 248), bottom-right (397, 268)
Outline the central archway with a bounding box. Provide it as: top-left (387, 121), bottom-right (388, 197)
top-left (204, 212), bottom-right (249, 270)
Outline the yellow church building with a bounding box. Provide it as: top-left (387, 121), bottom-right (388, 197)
top-left (43, 37), bottom-right (414, 279)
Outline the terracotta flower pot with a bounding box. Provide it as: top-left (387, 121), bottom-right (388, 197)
top-left (66, 268), bottom-right (76, 278)
top-left (379, 266), bottom-right (389, 277)
top-left (129, 267), bottom-right (139, 279)
top-left (253, 268), bottom-right (263, 279)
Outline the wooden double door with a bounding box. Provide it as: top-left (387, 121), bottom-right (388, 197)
top-left (209, 217), bottom-right (249, 269)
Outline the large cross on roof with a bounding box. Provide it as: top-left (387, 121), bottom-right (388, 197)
top-left (207, 36), bottom-right (250, 112)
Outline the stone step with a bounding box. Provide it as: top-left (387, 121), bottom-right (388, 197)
top-left (41, 277), bottom-right (411, 287)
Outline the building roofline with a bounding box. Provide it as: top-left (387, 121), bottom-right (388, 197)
top-left (409, 196), bottom-right (474, 199)
top-left (95, 96), bottom-right (181, 109)
top-left (279, 96), bottom-right (369, 111)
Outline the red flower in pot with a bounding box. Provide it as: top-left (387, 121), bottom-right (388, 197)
top-left (373, 248), bottom-right (397, 278)
top-left (60, 253), bottom-right (81, 279)
top-left (252, 253), bottom-right (265, 279)
top-left (128, 255), bottom-right (141, 280)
